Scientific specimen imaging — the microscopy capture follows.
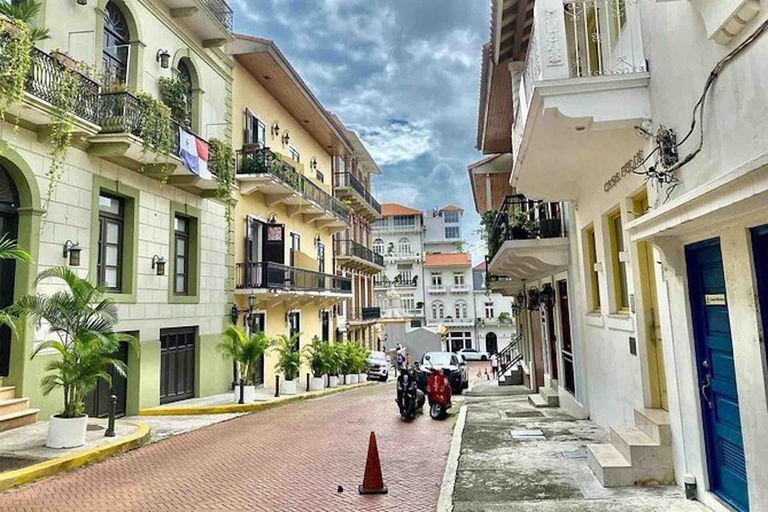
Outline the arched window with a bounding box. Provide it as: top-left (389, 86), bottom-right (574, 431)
top-left (175, 58), bottom-right (194, 129)
top-left (455, 301), bottom-right (468, 319)
top-left (373, 238), bottom-right (384, 255)
top-left (387, 242), bottom-right (395, 255)
top-left (0, 165), bottom-right (20, 377)
top-left (432, 301), bottom-right (444, 320)
top-left (398, 237), bottom-right (411, 255)
top-left (102, 1), bottom-right (130, 84)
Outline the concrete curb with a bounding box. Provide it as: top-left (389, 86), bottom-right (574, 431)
top-left (138, 381), bottom-right (378, 416)
top-left (437, 404), bottom-right (467, 512)
top-left (0, 420), bottom-right (150, 492)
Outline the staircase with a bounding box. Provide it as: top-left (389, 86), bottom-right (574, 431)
top-left (587, 408), bottom-right (674, 487)
top-left (528, 379), bottom-right (560, 408)
top-left (497, 334), bottom-right (523, 386)
top-left (0, 386), bottom-right (39, 432)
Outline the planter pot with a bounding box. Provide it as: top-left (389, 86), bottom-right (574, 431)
top-left (281, 379), bottom-right (297, 395)
top-left (358, 373), bottom-right (368, 382)
top-left (343, 374), bottom-right (354, 385)
top-left (46, 414), bottom-right (88, 449)
top-left (510, 227), bottom-right (530, 240)
top-left (310, 376), bottom-right (325, 391)
top-left (539, 219), bottom-right (562, 239)
top-left (328, 375), bottom-right (339, 388)
top-left (51, 51), bottom-right (79, 71)
top-left (348, 374), bottom-right (359, 384)
top-left (232, 384), bottom-right (257, 404)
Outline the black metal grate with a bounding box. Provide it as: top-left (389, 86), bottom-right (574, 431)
top-left (504, 410), bottom-right (544, 418)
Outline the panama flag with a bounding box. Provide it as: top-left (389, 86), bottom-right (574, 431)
top-left (179, 127), bottom-right (212, 180)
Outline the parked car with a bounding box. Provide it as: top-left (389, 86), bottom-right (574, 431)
top-left (419, 352), bottom-right (468, 394)
top-left (457, 347), bottom-right (490, 361)
top-left (368, 351), bottom-right (389, 381)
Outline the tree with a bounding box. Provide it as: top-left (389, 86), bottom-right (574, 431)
top-left (217, 325), bottom-right (273, 386)
top-left (0, 0), bottom-right (51, 43)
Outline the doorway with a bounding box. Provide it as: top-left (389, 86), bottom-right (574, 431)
top-left (531, 309), bottom-right (545, 388)
top-left (686, 239), bottom-right (748, 511)
top-left (545, 299), bottom-right (558, 381)
top-left (557, 280), bottom-right (575, 394)
top-left (485, 332), bottom-right (498, 355)
top-left (0, 166), bottom-right (19, 377)
top-left (159, 326), bottom-right (196, 404)
top-left (289, 311), bottom-right (300, 351)
top-left (84, 341), bottom-right (129, 418)
top-left (321, 311), bottom-right (330, 342)
top-left (248, 312), bottom-right (266, 387)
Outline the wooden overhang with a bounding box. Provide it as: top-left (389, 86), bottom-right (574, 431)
top-left (467, 154), bottom-right (515, 214)
top-left (229, 34), bottom-right (354, 156)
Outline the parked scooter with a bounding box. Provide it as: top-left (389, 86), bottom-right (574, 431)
top-left (396, 364), bottom-right (425, 420)
top-left (426, 367), bottom-right (452, 420)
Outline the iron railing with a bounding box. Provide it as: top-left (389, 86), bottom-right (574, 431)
top-left (488, 194), bottom-right (565, 261)
top-left (334, 239), bottom-right (384, 268)
top-left (334, 172), bottom-right (381, 214)
top-left (348, 307), bottom-right (382, 322)
top-left (237, 146), bottom-right (350, 225)
top-left (200, 0), bottom-right (234, 31)
top-left (236, 261), bottom-right (352, 294)
top-left (498, 333), bottom-right (523, 377)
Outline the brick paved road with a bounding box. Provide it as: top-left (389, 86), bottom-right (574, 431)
top-left (1, 383), bottom-right (454, 512)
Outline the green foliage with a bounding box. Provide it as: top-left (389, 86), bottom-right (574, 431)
top-left (0, 235), bottom-right (31, 336)
top-left (13, 268), bottom-right (139, 418)
top-left (509, 209), bottom-right (536, 233)
top-left (158, 76), bottom-right (192, 129)
top-left (208, 139), bottom-right (234, 248)
top-left (302, 336), bottom-right (328, 378)
top-left (217, 325), bottom-right (272, 386)
top-left (0, 16), bottom-right (32, 154)
top-left (339, 341), bottom-right (369, 374)
top-left (325, 342), bottom-right (343, 376)
top-left (272, 332), bottom-right (301, 381)
top-left (498, 312), bottom-right (510, 323)
top-left (135, 91), bottom-right (173, 180)
top-left (0, 0), bottom-right (50, 43)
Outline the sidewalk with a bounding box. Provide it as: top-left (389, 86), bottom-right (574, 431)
top-left (451, 394), bottom-right (711, 511)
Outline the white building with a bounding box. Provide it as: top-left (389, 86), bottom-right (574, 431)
top-left (424, 205), bottom-right (465, 252)
top-left (476, 0), bottom-right (768, 510)
top-left (471, 263), bottom-right (518, 355)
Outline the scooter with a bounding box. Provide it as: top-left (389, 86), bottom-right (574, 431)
top-left (396, 364), bottom-right (425, 420)
top-left (426, 367), bottom-right (452, 420)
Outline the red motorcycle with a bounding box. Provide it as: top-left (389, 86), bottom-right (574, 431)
top-left (426, 367), bottom-right (452, 420)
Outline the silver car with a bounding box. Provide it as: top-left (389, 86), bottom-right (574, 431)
top-left (367, 351), bottom-right (389, 381)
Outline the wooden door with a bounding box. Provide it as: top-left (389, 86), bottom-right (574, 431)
top-left (160, 327), bottom-right (196, 404)
top-left (640, 240), bottom-right (668, 410)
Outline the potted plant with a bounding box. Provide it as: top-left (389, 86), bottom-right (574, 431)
top-left (302, 336), bottom-right (327, 391)
top-left (217, 325), bottom-right (272, 404)
top-left (14, 268), bottom-right (138, 448)
top-left (509, 210), bottom-right (535, 240)
top-left (326, 343), bottom-right (341, 388)
top-left (498, 312), bottom-right (510, 324)
top-left (357, 344), bottom-right (370, 382)
top-left (341, 342), bottom-right (357, 384)
top-left (273, 333), bottom-right (301, 395)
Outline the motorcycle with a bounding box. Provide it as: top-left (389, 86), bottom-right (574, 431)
top-left (426, 367), bottom-right (452, 420)
top-left (396, 364), bottom-right (425, 420)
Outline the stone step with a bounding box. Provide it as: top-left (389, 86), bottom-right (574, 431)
top-left (0, 397), bottom-right (30, 416)
top-left (634, 408), bottom-right (672, 446)
top-left (587, 443), bottom-right (634, 488)
top-left (539, 386), bottom-right (559, 407)
top-left (528, 393), bottom-right (549, 408)
top-left (610, 426), bottom-right (658, 464)
top-left (0, 408), bottom-right (39, 433)
top-left (0, 386), bottom-right (15, 400)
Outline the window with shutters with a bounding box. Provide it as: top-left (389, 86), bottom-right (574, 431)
top-left (98, 193), bottom-right (123, 291)
top-left (244, 109), bottom-right (266, 147)
top-left (174, 215), bottom-right (189, 295)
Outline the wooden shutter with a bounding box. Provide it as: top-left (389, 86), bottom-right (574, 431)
top-left (244, 108), bottom-right (255, 144)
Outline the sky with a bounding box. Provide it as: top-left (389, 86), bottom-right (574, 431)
top-left (230, 0), bottom-right (489, 264)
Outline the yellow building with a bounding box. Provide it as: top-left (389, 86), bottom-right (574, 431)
top-left (229, 35), bottom-right (354, 390)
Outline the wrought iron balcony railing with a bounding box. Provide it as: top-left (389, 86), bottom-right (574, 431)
top-left (201, 0), bottom-right (234, 31)
top-left (236, 261), bottom-right (352, 294)
top-left (347, 307), bottom-right (382, 322)
top-left (334, 172), bottom-right (381, 214)
top-left (334, 239), bottom-right (384, 268)
top-left (488, 194), bottom-right (566, 261)
top-left (237, 146), bottom-right (350, 224)
top-left (0, 37), bottom-right (100, 124)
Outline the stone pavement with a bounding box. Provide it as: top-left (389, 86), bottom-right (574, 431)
top-left (0, 381), bottom-right (456, 511)
top-left (452, 394), bottom-right (711, 511)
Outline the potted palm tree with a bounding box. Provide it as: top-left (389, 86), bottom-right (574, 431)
top-left (0, 236), bottom-right (31, 341)
top-left (14, 268), bottom-right (138, 448)
top-left (356, 344), bottom-right (370, 382)
top-left (217, 325), bottom-right (272, 404)
top-left (341, 342), bottom-right (358, 384)
top-left (273, 333), bottom-right (301, 395)
top-left (326, 343), bottom-right (341, 388)
top-left (302, 336), bottom-right (327, 391)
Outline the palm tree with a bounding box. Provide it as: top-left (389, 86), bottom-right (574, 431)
top-left (13, 267), bottom-right (138, 418)
top-left (217, 325), bottom-right (272, 387)
top-left (301, 336), bottom-right (328, 378)
top-left (0, 0), bottom-right (51, 43)
top-left (0, 235), bottom-right (31, 336)
top-left (272, 332), bottom-right (302, 381)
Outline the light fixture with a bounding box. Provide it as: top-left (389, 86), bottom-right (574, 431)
top-left (62, 240), bottom-right (82, 267)
top-left (248, 293), bottom-right (256, 312)
top-left (540, 283), bottom-right (556, 309)
top-left (281, 130), bottom-right (290, 146)
top-left (527, 287), bottom-right (541, 311)
top-left (156, 49), bottom-right (171, 69)
top-left (230, 304), bottom-right (239, 325)
top-left (310, 157), bottom-right (318, 170)
top-left (267, 212), bottom-right (278, 224)
top-left (76, 0), bottom-right (88, 5)
top-left (314, 234), bottom-right (321, 246)
top-left (151, 255), bottom-right (166, 276)
top-left (271, 121), bottom-right (280, 138)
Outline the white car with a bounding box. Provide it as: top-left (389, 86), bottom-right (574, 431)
top-left (457, 348), bottom-right (490, 361)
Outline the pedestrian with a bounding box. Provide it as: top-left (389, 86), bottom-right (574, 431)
top-left (490, 352), bottom-right (499, 379)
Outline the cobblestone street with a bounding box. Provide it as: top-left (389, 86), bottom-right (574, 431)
top-left (0, 383), bottom-right (455, 512)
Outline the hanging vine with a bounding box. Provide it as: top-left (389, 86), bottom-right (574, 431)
top-left (136, 91), bottom-right (173, 181)
top-left (208, 138), bottom-right (234, 247)
top-left (0, 16), bottom-right (32, 153)
top-left (158, 76), bottom-right (192, 129)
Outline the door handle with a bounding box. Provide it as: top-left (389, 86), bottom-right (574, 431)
top-left (701, 374), bottom-right (714, 410)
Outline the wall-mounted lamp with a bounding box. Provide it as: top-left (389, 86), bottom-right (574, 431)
top-left (230, 304), bottom-right (240, 325)
top-left (527, 287), bottom-right (541, 311)
top-left (151, 255), bottom-right (166, 276)
top-left (267, 212), bottom-right (278, 224)
top-left (310, 157), bottom-right (318, 171)
top-left (230, 294), bottom-right (256, 325)
top-left (281, 130), bottom-right (291, 147)
top-left (156, 49), bottom-right (171, 69)
top-left (540, 283), bottom-right (556, 309)
top-left (271, 121), bottom-right (280, 138)
top-left (314, 234), bottom-right (322, 246)
top-left (62, 240), bottom-right (82, 267)
top-left (248, 293), bottom-right (256, 311)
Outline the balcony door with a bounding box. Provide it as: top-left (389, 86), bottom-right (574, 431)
top-left (0, 166), bottom-right (19, 377)
top-left (263, 223), bottom-right (285, 287)
top-left (248, 312), bottom-right (266, 387)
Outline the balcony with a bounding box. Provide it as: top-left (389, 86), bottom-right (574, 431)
top-left (334, 172), bottom-right (381, 221)
top-left (450, 284), bottom-right (470, 294)
top-left (487, 195), bottom-right (569, 294)
top-left (427, 285), bottom-right (446, 294)
top-left (427, 317), bottom-right (475, 328)
top-left (335, 239), bottom-right (384, 275)
top-left (162, 0), bottom-right (233, 46)
top-left (235, 261), bottom-right (352, 306)
top-left (345, 307), bottom-right (382, 326)
top-left (384, 251), bottom-right (420, 263)
top-left (236, 146), bottom-right (350, 230)
top-left (0, 38), bottom-right (100, 136)
top-left (511, 0), bottom-right (650, 201)
top-left (381, 308), bottom-right (424, 319)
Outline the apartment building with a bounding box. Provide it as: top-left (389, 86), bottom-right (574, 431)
top-left (471, 263), bottom-right (517, 355)
top-left (475, 0), bottom-right (768, 510)
top-left (229, 34), bottom-right (354, 392)
top-left (0, 0), bottom-right (235, 424)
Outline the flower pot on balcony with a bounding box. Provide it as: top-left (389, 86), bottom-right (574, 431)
top-left (358, 373), bottom-right (368, 382)
top-left (510, 227), bottom-right (530, 240)
top-left (280, 378), bottom-right (297, 395)
top-left (539, 219), bottom-right (562, 239)
top-left (328, 375), bottom-right (339, 388)
top-left (46, 414), bottom-right (88, 449)
top-left (232, 384), bottom-right (257, 404)
top-left (310, 376), bottom-right (325, 391)
top-left (51, 51), bottom-right (79, 72)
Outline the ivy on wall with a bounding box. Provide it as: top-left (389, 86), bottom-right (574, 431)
top-left (136, 91), bottom-right (173, 180)
top-left (0, 16), bottom-right (32, 152)
top-left (158, 76), bottom-right (192, 129)
top-left (208, 138), bottom-right (234, 247)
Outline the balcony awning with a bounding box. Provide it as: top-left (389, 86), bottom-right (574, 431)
top-left (488, 238), bottom-right (569, 284)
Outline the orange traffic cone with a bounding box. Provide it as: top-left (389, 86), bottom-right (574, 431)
top-left (358, 431), bottom-right (388, 495)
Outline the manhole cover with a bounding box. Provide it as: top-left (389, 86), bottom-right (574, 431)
top-left (0, 456), bottom-right (38, 472)
top-left (505, 410), bottom-right (544, 418)
top-left (562, 449), bottom-right (588, 459)
top-left (86, 424), bottom-right (105, 431)
top-left (510, 429), bottom-right (546, 440)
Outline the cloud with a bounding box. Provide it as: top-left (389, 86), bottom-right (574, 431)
top-left (353, 121), bottom-right (432, 166)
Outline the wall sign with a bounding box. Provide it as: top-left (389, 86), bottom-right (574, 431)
top-left (705, 294), bottom-right (727, 306)
top-left (604, 150), bottom-right (644, 193)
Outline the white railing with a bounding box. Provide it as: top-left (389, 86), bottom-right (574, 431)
top-left (451, 284), bottom-right (470, 293)
top-left (428, 285), bottom-right (446, 294)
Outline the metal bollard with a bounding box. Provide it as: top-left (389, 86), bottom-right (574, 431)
top-left (238, 378), bottom-right (245, 405)
top-left (307, 373), bottom-right (311, 392)
top-left (105, 395), bottom-right (117, 437)
top-left (275, 375), bottom-right (280, 398)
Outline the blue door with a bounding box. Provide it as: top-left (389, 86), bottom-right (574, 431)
top-left (686, 239), bottom-right (748, 511)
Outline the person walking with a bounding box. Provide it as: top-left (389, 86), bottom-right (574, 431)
top-left (490, 352), bottom-right (499, 379)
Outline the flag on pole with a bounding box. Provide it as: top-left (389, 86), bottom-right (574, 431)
top-left (179, 127), bottom-right (212, 180)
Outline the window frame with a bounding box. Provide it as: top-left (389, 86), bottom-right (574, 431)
top-left (453, 272), bottom-right (465, 286)
top-left (445, 226), bottom-right (460, 239)
top-left (97, 193), bottom-right (124, 292)
top-left (174, 215), bottom-right (190, 295)
top-left (585, 224), bottom-right (601, 313)
top-left (168, 202), bottom-right (201, 304)
top-left (485, 302), bottom-right (494, 319)
top-left (431, 272), bottom-right (442, 286)
top-left (444, 211), bottom-right (459, 223)
top-left (608, 209), bottom-right (630, 313)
